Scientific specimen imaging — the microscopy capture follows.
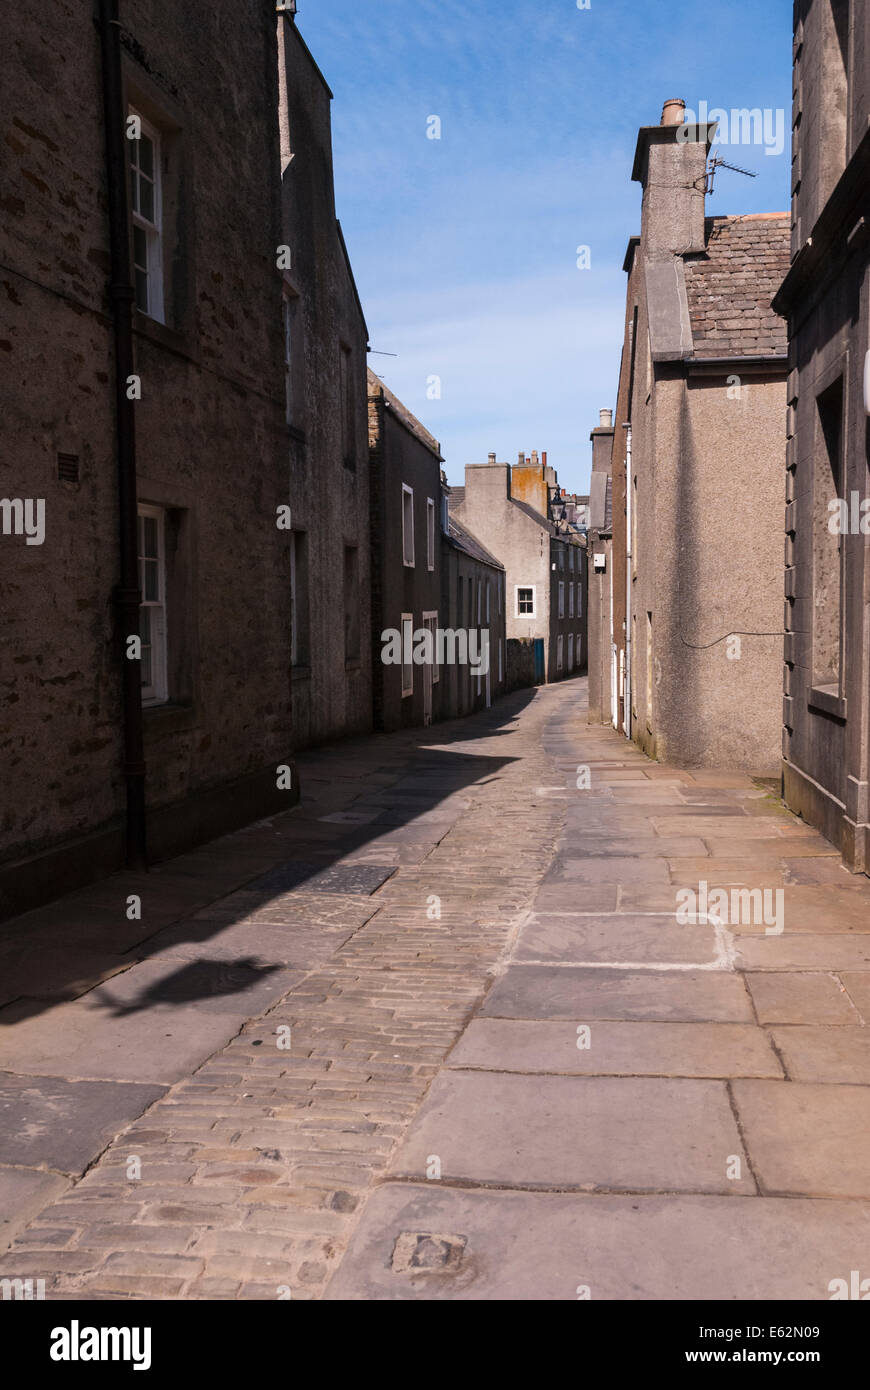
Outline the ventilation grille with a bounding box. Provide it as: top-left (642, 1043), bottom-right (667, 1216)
top-left (57, 452), bottom-right (79, 483)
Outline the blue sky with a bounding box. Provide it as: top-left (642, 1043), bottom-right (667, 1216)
top-left (297, 0), bottom-right (793, 493)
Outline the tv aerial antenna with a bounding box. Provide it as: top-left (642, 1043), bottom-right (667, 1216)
top-left (705, 153), bottom-right (757, 196)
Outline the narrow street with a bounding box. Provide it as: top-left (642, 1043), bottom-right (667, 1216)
top-left (2, 676), bottom-right (870, 1300)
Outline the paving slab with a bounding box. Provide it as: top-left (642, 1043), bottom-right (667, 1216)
top-left (840, 973), bottom-right (870, 1020)
top-left (448, 1019), bottom-right (782, 1078)
top-left (388, 1070), bottom-right (754, 1193)
top-left (735, 936), bottom-right (870, 971)
top-left (0, 1074), bottom-right (164, 1174)
top-left (732, 1079), bottom-right (870, 1198)
top-left (532, 885), bottom-right (619, 914)
top-left (514, 914), bottom-right (717, 965)
top-left (0, 958), bottom-right (301, 1085)
top-left (0, 1166), bottom-right (70, 1251)
top-left (769, 1027), bottom-right (870, 1084)
top-left (545, 857), bottom-right (671, 885)
top-left (324, 1185), bottom-right (870, 1300)
top-left (248, 862), bottom-right (396, 896)
top-left (747, 972), bottom-right (858, 1025)
top-left (482, 965), bottom-right (754, 1022)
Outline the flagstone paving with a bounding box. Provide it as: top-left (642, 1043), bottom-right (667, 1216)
top-left (2, 676), bottom-right (870, 1299)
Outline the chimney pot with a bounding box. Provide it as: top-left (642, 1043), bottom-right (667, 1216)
top-left (542, 451), bottom-right (547, 468)
top-left (488, 451), bottom-right (496, 464)
top-left (661, 98), bottom-right (686, 127)
top-left (600, 408), bottom-right (613, 427)
top-left (518, 452), bottom-right (525, 465)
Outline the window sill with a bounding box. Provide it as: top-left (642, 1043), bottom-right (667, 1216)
top-left (133, 312), bottom-right (197, 363)
top-left (143, 701), bottom-right (198, 735)
top-left (808, 685), bottom-right (847, 720)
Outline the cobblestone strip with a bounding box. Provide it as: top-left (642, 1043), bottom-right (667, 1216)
top-left (0, 690), bottom-right (567, 1299)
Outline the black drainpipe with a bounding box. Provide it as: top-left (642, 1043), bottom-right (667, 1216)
top-left (99, 0), bottom-right (147, 868)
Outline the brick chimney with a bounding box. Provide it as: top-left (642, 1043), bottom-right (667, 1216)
top-left (632, 97), bottom-right (715, 257)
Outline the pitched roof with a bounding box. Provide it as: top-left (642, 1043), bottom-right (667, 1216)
top-left (367, 368), bottom-right (442, 459)
top-left (446, 514), bottom-right (504, 570)
top-left (682, 213), bottom-right (790, 360)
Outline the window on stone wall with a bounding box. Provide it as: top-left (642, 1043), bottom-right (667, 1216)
top-left (290, 529), bottom-right (310, 667)
top-left (344, 546), bottom-right (360, 663)
top-left (402, 484), bottom-right (415, 567)
top-left (282, 291), bottom-right (304, 428)
top-left (427, 498), bottom-right (435, 570)
top-left (401, 613), bottom-right (413, 697)
top-left (138, 504), bottom-right (167, 704)
top-left (569, 583), bottom-right (574, 619)
top-left (813, 375), bottom-right (845, 690)
top-left (340, 343), bottom-right (355, 469)
top-left (568, 634), bottom-right (574, 670)
top-left (558, 581), bottom-right (565, 619)
top-left (129, 110), bottom-right (164, 323)
top-left (557, 635), bottom-right (564, 672)
top-left (516, 586), bottom-right (535, 617)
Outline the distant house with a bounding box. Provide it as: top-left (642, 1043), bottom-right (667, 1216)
top-left (441, 497), bottom-right (507, 717)
top-left (773, 2), bottom-right (870, 873)
top-left (449, 452), bottom-right (586, 685)
top-left (368, 371), bottom-right (444, 731)
top-left (605, 97), bottom-right (790, 771)
top-left (586, 410), bottom-right (616, 727)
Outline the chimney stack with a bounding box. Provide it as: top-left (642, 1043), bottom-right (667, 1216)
top-left (660, 97), bottom-right (685, 127)
top-left (632, 96), bottom-right (711, 258)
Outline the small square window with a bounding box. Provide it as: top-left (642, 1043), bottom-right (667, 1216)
top-left (516, 586), bottom-right (535, 617)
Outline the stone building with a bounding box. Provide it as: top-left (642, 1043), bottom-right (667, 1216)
top-left (774, 1), bottom-right (870, 872)
top-left (441, 494), bottom-right (508, 715)
top-left (0, 2), bottom-right (370, 916)
top-left (367, 371), bottom-right (444, 731)
top-left (605, 98), bottom-right (790, 772)
top-left (586, 410), bottom-right (616, 726)
top-left (279, 13), bottom-right (372, 749)
top-left (367, 370), bottom-right (506, 726)
top-left (449, 453), bottom-right (586, 684)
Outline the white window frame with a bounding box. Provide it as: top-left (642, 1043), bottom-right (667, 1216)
top-left (129, 109), bottom-right (164, 323)
top-left (426, 497), bottom-right (435, 570)
top-left (138, 503), bottom-right (168, 705)
top-left (516, 585), bottom-right (535, 619)
top-left (558, 581), bottom-right (565, 619)
top-left (423, 610), bottom-right (439, 683)
top-left (557, 634), bottom-right (564, 672)
top-left (401, 613), bottom-right (414, 696)
top-left (402, 484), bottom-right (415, 567)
